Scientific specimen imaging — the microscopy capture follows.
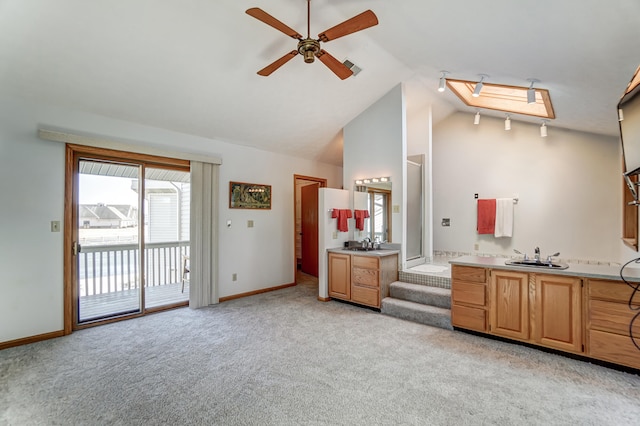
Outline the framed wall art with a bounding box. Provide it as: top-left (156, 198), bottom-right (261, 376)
top-left (229, 181), bottom-right (272, 209)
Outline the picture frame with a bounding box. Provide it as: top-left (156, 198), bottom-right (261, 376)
top-left (229, 181), bottom-right (272, 210)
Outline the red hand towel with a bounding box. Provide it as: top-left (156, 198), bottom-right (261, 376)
top-left (354, 209), bottom-right (370, 231)
top-left (477, 199), bottom-right (496, 234)
top-left (338, 209), bottom-right (352, 232)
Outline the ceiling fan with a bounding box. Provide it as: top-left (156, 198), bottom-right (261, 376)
top-left (246, 0), bottom-right (378, 80)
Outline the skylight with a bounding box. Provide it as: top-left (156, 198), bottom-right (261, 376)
top-left (624, 66), bottom-right (640, 96)
top-left (446, 79), bottom-right (555, 119)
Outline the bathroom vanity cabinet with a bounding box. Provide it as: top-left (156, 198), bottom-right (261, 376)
top-left (450, 256), bottom-right (640, 370)
top-left (587, 279), bottom-right (640, 370)
top-left (328, 250), bottom-right (398, 309)
top-left (452, 266), bottom-right (583, 353)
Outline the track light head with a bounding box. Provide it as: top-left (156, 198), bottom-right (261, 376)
top-left (472, 74), bottom-right (488, 97)
top-left (540, 120), bottom-right (548, 137)
top-left (504, 114), bottom-right (511, 131)
top-left (526, 79), bottom-right (540, 104)
top-left (474, 111), bottom-right (481, 125)
top-left (438, 71), bottom-right (448, 93)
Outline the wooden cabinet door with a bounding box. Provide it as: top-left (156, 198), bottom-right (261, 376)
top-left (490, 270), bottom-right (529, 340)
top-left (328, 253), bottom-right (351, 300)
top-left (534, 274), bottom-right (583, 353)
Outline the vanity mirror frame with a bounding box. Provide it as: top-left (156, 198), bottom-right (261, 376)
top-left (354, 178), bottom-right (392, 242)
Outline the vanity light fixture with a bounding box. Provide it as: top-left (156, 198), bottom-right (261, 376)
top-left (438, 71), bottom-right (448, 92)
top-left (474, 111), bottom-right (481, 125)
top-left (363, 179), bottom-right (371, 184)
top-left (527, 79), bottom-right (540, 104)
top-left (504, 114), bottom-right (511, 131)
top-left (355, 179), bottom-right (364, 185)
top-left (380, 177), bottom-right (389, 182)
top-left (472, 74), bottom-right (487, 97)
top-left (540, 120), bottom-right (548, 137)
top-left (372, 178), bottom-right (380, 183)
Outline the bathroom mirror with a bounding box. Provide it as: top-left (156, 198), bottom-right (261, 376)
top-left (353, 179), bottom-right (392, 242)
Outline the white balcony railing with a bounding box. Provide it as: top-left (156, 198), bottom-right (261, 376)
top-left (78, 241), bottom-right (190, 297)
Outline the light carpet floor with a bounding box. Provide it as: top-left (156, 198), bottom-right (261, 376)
top-left (2, 273), bottom-right (640, 425)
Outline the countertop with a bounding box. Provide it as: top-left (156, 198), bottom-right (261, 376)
top-left (327, 248), bottom-right (400, 258)
top-left (449, 255), bottom-right (640, 283)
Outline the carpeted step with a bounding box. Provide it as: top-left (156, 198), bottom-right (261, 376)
top-left (381, 297), bottom-right (453, 330)
top-left (389, 281), bottom-right (451, 309)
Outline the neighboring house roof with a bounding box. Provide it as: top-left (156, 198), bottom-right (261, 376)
top-left (80, 204), bottom-right (137, 221)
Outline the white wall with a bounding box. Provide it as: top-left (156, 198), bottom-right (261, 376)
top-left (317, 188), bottom-right (351, 299)
top-left (343, 84), bottom-right (407, 267)
top-left (433, 111), bottom-right (634, 264)
top-left (0, 95), bottom-right (342, 344)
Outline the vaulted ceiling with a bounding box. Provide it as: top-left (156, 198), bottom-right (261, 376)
top-left (1, 0), bottom-right (639, 165)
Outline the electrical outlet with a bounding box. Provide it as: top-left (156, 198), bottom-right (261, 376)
top-left (441, 218), bottom-right (450, 227)
top-left (51, 221), bottom-right (60, 232)
top-left (247, 220), bottom-right (254, 228)
top-left (232, 273), bottom-right (237, 281)
top-left (332, 231), bottom-right (338, 239)
top-left (474, 243), bottom-right (479, 251)
top-left (393, 205), bottom-right (400, 213)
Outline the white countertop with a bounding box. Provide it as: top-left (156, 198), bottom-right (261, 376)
top-left (449, 255), bottom-right (640, 283)
top-left (327, 248), bottom-right (400, 257)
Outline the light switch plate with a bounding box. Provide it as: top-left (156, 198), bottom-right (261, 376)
top-left (51, 221), bottom-right (60, 232)
top-left (392, 205), bottom-right (400, 213)
top-left (247, 220), bottom-right (254, 228)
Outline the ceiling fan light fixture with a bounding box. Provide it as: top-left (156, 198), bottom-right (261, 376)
top-left (505, 114), bottom-right (511, 131)
top-left (474, 111), bottom-right (481, 125)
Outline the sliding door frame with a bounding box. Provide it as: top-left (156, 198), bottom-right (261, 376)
top-left (64, 144), bottom-right (190, 333)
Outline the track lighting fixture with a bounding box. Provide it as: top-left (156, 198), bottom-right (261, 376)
top-left (527, 79), bottom-right (539, 104)
top-left (472, 75), bottom-right (486, 97)
top-left (619, 108), bottom-right (625, 121)
top-left (438, 71), bottom-right (448, 93)
top-left (540, 120), bottom-right (548, 137)
top-left (504, 114), bottom-right (511, 131)
top-left (474, 111), bottom-right (481, 125)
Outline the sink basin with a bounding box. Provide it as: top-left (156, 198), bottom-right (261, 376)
top-left (505, 260), bottom-right (569, 270)
top-left (345, 247), bottom-right (376, 251)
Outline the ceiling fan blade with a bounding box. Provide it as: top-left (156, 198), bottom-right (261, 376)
top-left (316, 50), bottom-right (353, 80)
top-left (246, 8), bottom-right (303, 39)
top-left (318, 10), bottom-right (378, 42)
top-left (257, 50), bottom-right (299, 76)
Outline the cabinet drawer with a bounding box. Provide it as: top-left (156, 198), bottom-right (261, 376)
top-left (589, 279), bottom-right (640, 305)
top-left (452, 281), bottom-right (486, 307)
top-left (451, 265), bottom-right (487, 283)
top-left (588, 329), bottom-right (640, 370)
top-left (351, 285), bottom-right (379, 307)
top-left (352, 267), bottom-right (379, 287)
top-left (589, 299), bottom-right (640, 335)
top-left (352, 255), bottom-right (379, 270)
top-left (452, 305), bottom-right (486, 332)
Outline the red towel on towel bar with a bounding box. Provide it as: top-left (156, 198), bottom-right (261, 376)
top-left (477, 199), bottom-right (496, 234)
top-left (353, 209), bottom-right (370, 231)
top-left (331, 209), bottom-right (353, 232)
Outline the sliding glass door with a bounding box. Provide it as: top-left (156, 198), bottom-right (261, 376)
top-left (77, 160), bottom-right (142, 322)
top-left (72, 153), bottom-right (190, 325)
